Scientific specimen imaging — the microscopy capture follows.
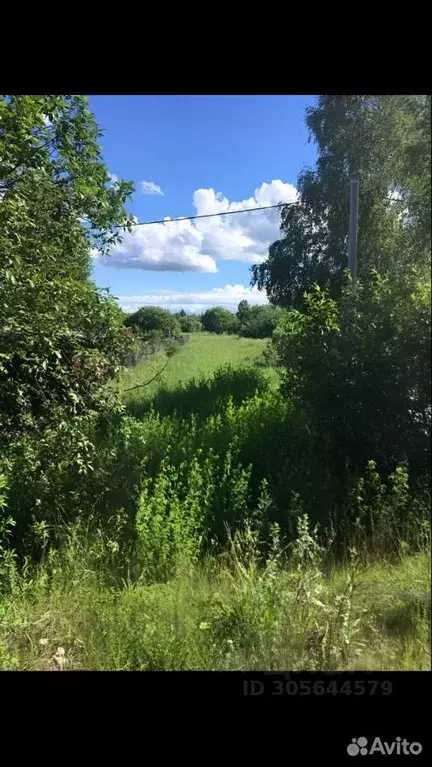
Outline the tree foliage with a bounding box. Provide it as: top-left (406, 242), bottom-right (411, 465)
top-left (252, 95), bottom-right (431, 308)
top-left (238, 304), bottom-right (284, 338)
top-left (0, 95), bottom-right (135, 546)
top-left (236, 300), bottom-right (251, 324)
top-left (0, 96), bottom-right (135, 441)
top-left (201, 307), bottom-right (239, 335)
top-left (125, 306), bottom-right (180, 338)
top-left (272, 272), bottom-right (431, 481)
top-left (201, 303), bottom-right (283, 338)
top-left (175, 312), bottom-right (203, 333)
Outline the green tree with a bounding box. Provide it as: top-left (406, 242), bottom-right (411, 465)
top-left (125, 306), bottom-right (180, 337)
top-left (239, 305), bottom-right (284, 338)
top-left (0, 95), bottom-right (135, 548)
top-left (0, 96), bottom-right (135, 442)
top-left (272, 271), bottom-right (431, 482)
top-left (236, 300), bottom-right (251, 324)
top-left (201, 307), bottom-right (239, 334)
top-left (177, 314), bottom-right (203, 333)
top-left (252, 95), bottom-right (431, 308)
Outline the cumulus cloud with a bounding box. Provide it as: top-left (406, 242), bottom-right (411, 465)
top-left (104, 216), bottom-right (217, 273)
top-left (117, 284), bottom-right (268, 314)
top-left (96, 179), bottom-right (297, 273)
top-left (140, 180), bottom-right (164, 196)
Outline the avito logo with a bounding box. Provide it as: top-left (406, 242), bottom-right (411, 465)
top-left (347, 736), bottom-right (423, 756)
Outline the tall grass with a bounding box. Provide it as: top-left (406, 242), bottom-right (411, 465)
top-left (1, 335), bottom-right (430, 671)
top-left (0, 512), bottom-right (429, 671)
top-left (119, 333), bottom-right (272, 408)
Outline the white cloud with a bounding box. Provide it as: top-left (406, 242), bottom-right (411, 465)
top-left (102, 215), bottom-right (217, 273)
top-left (42, 114), bottom-right (52, 127)
top-left (108, 173), bottom-right (119, 185)
top-left (117, 284), bottom-right (268, 314)
top-left (140, 180), bottom-right (164, 196)
top-left (96, 179), bottom-right (297, 273)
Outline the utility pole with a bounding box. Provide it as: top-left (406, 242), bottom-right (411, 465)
top-left (348, 177), bottom-right (359, 288)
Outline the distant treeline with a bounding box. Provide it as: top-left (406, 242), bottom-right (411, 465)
top-left (122, 302), bottom-right (283, 340)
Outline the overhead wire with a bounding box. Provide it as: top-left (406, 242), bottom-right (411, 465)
top-left (124, 201), bottom-right (298, 228)
top-left (103, 193), bottom-right (406, 229)
top-left (78, 194), bottom-right (408, 230)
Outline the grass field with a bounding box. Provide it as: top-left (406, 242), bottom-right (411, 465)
top-left (119, 332), bottom-right (277, 414)
top-left (120, 333), bottom-right (269, 391)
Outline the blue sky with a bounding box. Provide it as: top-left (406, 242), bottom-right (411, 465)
top-left (90, 95), bottom-right (317, 314)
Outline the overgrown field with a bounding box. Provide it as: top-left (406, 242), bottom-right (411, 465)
top-left (1, 334), bottom-right (430, 670)
top-left (119, 333), bottom-right (276, 414)
top-left (1, 525), bottom-right (429, 671)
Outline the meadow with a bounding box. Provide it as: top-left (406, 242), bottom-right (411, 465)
top-left (1, 333), bottom-right (430, 671)
top-left (119, 333), bottom-right (276, 411)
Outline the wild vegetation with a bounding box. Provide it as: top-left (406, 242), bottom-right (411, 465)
top-left (199, 302), bottom-right (283, 338)
top-left (0, 95), bottom-right (430, 670)
top-left (119, 333), bottom-right (272, 413)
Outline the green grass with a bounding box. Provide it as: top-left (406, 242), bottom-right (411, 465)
top-left (1, 331), bottom-right (429, 672)
top-left (0, 534), bottom-right (429, 671)
top-left (119, 333), bottom-right (275, 409)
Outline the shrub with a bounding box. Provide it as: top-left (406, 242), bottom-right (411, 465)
top-left (177, 315), bottom-right (203, 333)
top-left (201, 307), bottom-right (239, 335)
top-left (238, 305), bottom-right (284, 339)
top-left (143, 364), bottom-right (269, 421)
top-left (273, 270), bottom-right (431, 483)
top-left (125, 307), bottom-right (180, 338)
top-left (0, 96), bottom-right (135, 556)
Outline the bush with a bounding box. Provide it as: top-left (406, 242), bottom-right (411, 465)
top-left (0, 95), bottom-right (135, 557)
top-left (177, 315), bottom-right (203, 333)
top-left (238, 305), bottom-right (284, 338)
top-left (141, 364), bottom-right (269, 421)
top-left (273, 270), bottom-right (431, 482)
top-left (125, 306), bottom-right (180, 338)
top-left (201, 307), bottom-right (239, 335)
top-left (164, 338), bottom-right (181, 358)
